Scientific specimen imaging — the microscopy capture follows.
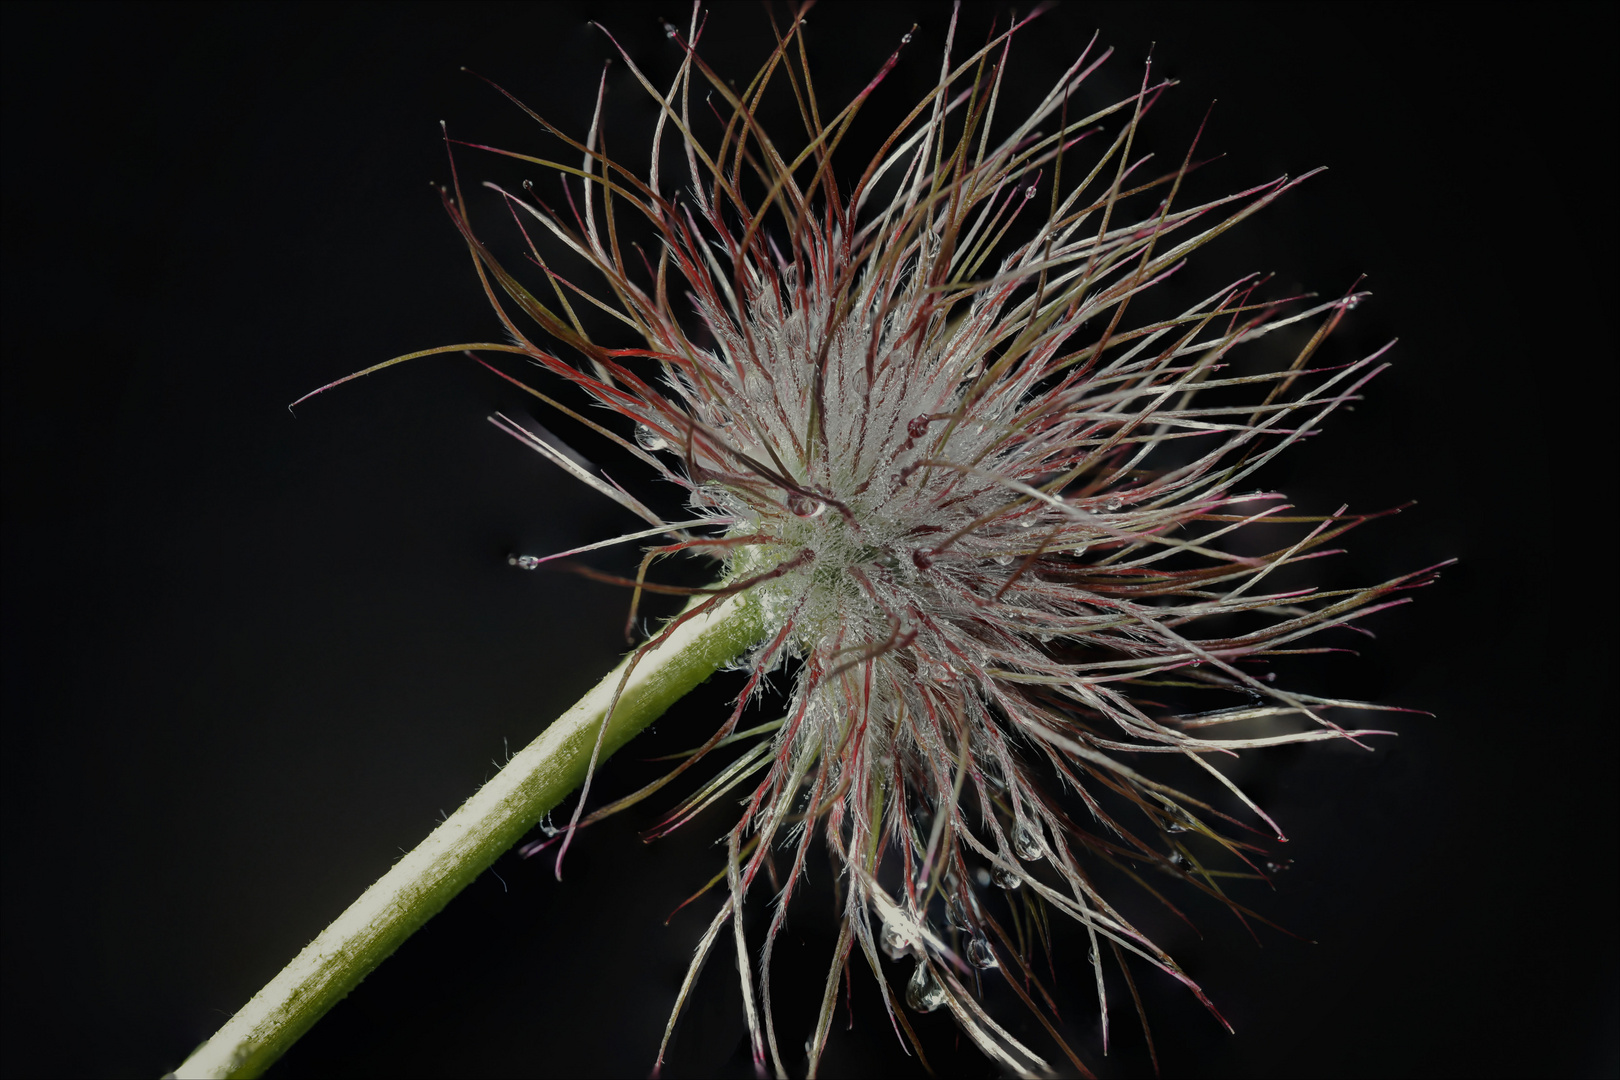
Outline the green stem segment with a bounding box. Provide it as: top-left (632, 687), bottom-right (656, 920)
top-left (172, 594), bottom-right (761, 1079)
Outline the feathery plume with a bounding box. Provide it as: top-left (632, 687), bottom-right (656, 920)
top-left (313, 6), bottom-right (1439, 1075)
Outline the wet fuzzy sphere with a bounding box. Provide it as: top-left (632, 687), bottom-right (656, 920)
top-left (319, 7), bottom-right (1441, 1075)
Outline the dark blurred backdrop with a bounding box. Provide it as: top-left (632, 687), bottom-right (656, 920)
top-left (2, 3), bottom-right (1615, 1077)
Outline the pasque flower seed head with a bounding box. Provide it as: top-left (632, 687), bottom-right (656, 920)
top-left (307, 7), bottom-right (1441, 1075)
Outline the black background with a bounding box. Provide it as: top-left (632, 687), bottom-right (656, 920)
top-left (2, 2), bottom-right (1616, 1077)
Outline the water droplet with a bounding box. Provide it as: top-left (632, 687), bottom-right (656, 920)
top-left (973, 867), bottom-right (993, 887)
top-left (1165, 819), bottom-right (1190, 834)
top-left (907, 416), bottom-right (930, 440)
top-left (1023, 183), bottom-right (1038, 199)
top-left (993, 553), bottom-right (1015, 566)
top-left (509, 554), bottom-right (540, 570)
top-left (901, 30), bottom-right (915, 44)
top-left (966, 936), bottom-right (999, 969)
top-left (1017, 517), bottom-right (1034, 528)
top-left (1102, 495), bottom-right (1124, 511)
top-left (1166, 850), bottom-right (1188, 869)
top-left (881, 918), bottom-right (918, 960)
top-left (664, 23), bottom-right (678, 38)
top-left (947, 892), bottom-right (974, 931)
top-left (634, 423), bottom-right (668, 451)
top-left (1265, 859), bottom-right (1293, 874)
top-left (905, 960), bottom-right (946, 1012)
top-left (787, 492), bottom-right (826, 517)
top-left (911, 548), bottom-right (934, 570)
top-left (1343, 295), bottom-right (1362, 310)
top-left (1070, 543), bottom-right (1091, 557)
top-left (1014, 820), bottom-right (1045, 861)
top-left (992, 865), bottom-right (1023, 890)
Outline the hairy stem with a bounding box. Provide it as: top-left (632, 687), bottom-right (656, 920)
top-left (171, 594), bottom-right (761, 1079)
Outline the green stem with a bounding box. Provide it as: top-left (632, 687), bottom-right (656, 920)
top-left (171, 593), bottom-right (761, 1079)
